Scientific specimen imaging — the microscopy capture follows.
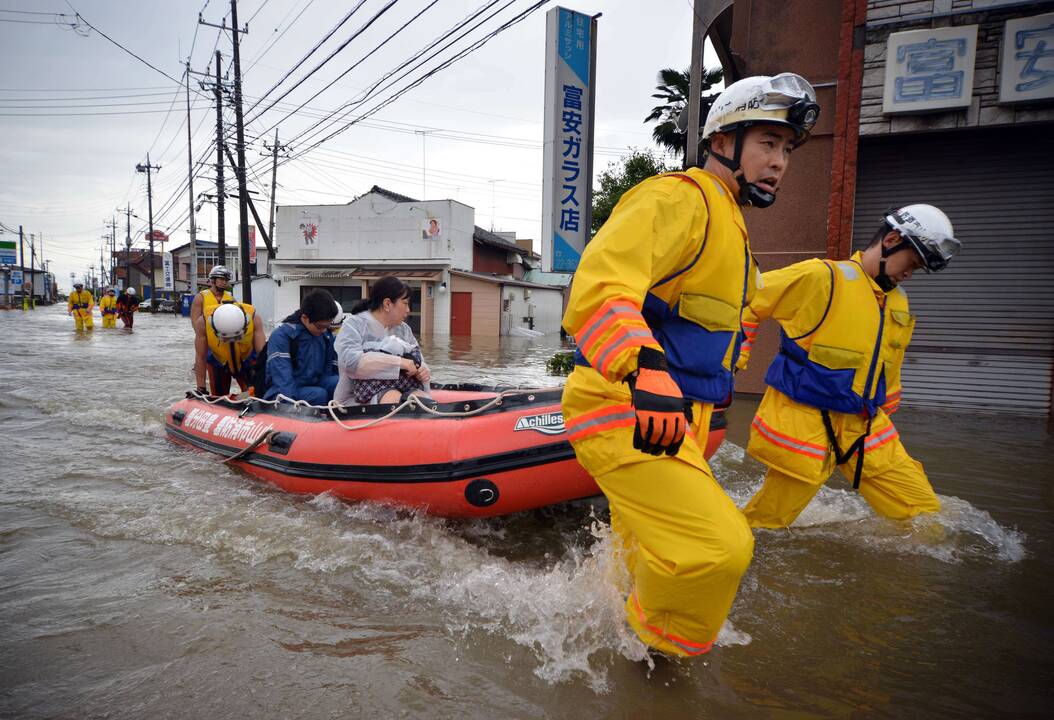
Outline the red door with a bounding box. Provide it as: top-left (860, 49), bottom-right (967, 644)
top-left (451, 292), bottom-right (472, 335)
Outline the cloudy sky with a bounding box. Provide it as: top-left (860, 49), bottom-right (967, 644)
top-left (1, 1), bottom-right (717, 290)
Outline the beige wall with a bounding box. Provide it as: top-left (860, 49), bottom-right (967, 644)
top-left (450, 275), bottom-right (500, 336)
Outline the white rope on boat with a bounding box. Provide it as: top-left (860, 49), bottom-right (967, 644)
top-left (187, 387), bottom-right (539, 434)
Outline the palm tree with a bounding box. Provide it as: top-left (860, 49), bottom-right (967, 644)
top-left (644, 66), bottom-right (724, 163)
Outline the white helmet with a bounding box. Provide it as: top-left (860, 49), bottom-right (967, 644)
top-left (330, 301), bottom-right (345, 329)
top-left (884, 204), bottom-right (961, 273)
top-left (702, 73), bottom-right (819, 209)
top-left (127, 287), bottom-right (137, 295)
top-left (208, 265), bottom-right (232, 281)
top-left (211, 302), bottom-right (249, 341)
top-left (704, 73), bottom-right (819, 144)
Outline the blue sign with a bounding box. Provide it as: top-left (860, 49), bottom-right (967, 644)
top-left (10, 270), bottom-right (23, 287)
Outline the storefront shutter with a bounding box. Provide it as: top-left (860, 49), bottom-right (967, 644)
top-left (852, 125), bottom-right (1054, 416)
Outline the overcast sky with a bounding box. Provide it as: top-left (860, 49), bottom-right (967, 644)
top-left (1, 1), bottom-right (718, 291)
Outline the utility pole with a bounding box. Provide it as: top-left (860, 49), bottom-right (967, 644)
top-left (105, 216), bottom-right (118, 285)
top-left (214, 50), bottom-right (226, 265)
top-left (185, 61), bottom-right (199, 296)
top-left (229, 0), bottom-right (252, 303)
top-left (99, 241), bottom-right (105, 295)
top-left (136, 154), bottom-right (161, 311)
top-left (414, 129), bottom-right (434, 199)
top-left (28, 232), bottom-right (36, 309)
top-left (18, 225), bottom-right (24, 311)
top-left (263, 129), bottom-right (285, 258)
top-left (125, 205), bottom-right (132, 292)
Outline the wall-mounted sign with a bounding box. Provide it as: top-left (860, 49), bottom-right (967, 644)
top-left (422, 217), bottom-right (442, 240)
top-left (162, 251), bottom-right (174, 291)
top-left (999, 12), bottom-right (1054, 104)
top-left (883, 25), bottom-right (978, 114)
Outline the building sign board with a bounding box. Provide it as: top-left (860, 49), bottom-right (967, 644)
top-left (10, 270), bottom-right (22, 288)
top-left (162, 251), bottom-right (174, 291)
top-left (999, 12), bottom-right (1054, 104)
top-left (883, 25), bottom-right (978, 114)
top-left (541, 7), bottom-right (597, 273)
top-left (0, 240), bottom-right (16, 265)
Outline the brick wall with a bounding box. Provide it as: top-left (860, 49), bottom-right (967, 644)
top-left (861, 0), bottom-right (1054, 135)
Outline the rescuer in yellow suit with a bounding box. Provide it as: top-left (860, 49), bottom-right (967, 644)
top-left (67, 282), bottom-right (94, 331)
top-left (192, 266), bottom-right (236, 392)
top-left (197, 300), bottom-right (266, 396)
top-left (99, 287), bottom-right (118, 328)
top-left (561, 74), bottom-right (820, 657)
top-left (737, 205), bottom-right (962, 528)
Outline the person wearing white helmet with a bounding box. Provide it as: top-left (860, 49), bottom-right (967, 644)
top-left (115, 287), bottom-right (140, 329)
top-left (736, 204), bottom-right (961, 528)
top-left (195, 297), bottom-right (266, 396)
top-left (67, 281), bottom-right (95, 331)
top-left (191, 265), bottom-right (236, 392)
top-left (559, 72), bottom-right (820, 659)
top-left (261, 289), bottom-right (341, 404)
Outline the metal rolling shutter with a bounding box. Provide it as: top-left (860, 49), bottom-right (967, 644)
top-left (852, 125), bottom-right (1054, 416)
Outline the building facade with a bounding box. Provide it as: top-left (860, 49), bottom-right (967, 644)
top-left (265, 186), bottom-right (565, 336)
top-left (704, 0), bottom-right (1054, 417)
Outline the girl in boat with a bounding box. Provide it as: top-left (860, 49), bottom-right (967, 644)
top-left (334, 275), bottom-right (432, 405)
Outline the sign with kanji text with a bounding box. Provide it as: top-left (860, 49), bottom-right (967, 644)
top-left (10, 270), bottom-right (23, 288)
top-left (541, 7), bottom-right (597, 272)
top-left (999, 12), bottom-right (1054, 104)
top-left (883, 25), bottom-right (978, 114)
top-left (162, 252), bottom-right (174, 291)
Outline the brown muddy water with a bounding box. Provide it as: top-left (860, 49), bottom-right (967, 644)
top-left (1, 307), bottom-right (1050, 719)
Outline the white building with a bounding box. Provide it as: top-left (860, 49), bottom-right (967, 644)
top-left (264, 186), bottom-right (566, 336)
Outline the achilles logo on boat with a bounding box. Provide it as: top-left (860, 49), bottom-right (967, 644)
top-left (514, 412), bottom-right (565, 435)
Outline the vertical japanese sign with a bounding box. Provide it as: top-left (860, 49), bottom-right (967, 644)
top-left (162, 252), bottom-right (174, 291)
top-left (999, 12), bottom-right (1054, 104)
top-left (247, 224), bottom-right (257, 266)
top-left (542, 7), bottom-right (597, 273)
top-left (882, 25), bottom-right (977, 114)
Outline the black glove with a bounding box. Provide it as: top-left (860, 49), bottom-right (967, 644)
top-left (626, 347), bottom-right (691, 456)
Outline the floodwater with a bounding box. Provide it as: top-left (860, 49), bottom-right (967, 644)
top-left (1, 306), bottom-right (1050, 719)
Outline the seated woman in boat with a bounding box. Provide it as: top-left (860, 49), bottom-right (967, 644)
top-left (334, 276), bottom-right (432, 405)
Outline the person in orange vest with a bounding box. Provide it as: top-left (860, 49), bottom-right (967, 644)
top-left (99, 287), bottom-right (118, 328)
top-left (67, 282), bottom-right (94, 331)
top-left (560, 74), bottom-right (820, 658)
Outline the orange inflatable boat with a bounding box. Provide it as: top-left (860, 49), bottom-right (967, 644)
top-left (165, 384), bottom-right (727, 518)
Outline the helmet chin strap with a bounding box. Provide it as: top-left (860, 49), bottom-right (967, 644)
top-left (709, 127), bottom-right (777, 208)
top-left (875, 240), bottom-right (914, 292)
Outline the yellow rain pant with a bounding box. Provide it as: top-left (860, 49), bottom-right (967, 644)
top-left (598, 458), bottom-right (753, 656)
top-left (72, 309), bottom-right (94, 331)
top-left (742, 439), bottom-right (940, 529)
top-left (102, 312), bottom-right (116, 328)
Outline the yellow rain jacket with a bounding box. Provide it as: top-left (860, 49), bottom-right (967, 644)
top-left (200, 287), bottom-right (235, 312)
top-left (68, 289), bottom-right (95, 330)
top-left (561, 169), bottom-right (757, 657)
top-left (738, 252), bottom-right (917, 486)
top-left (99, 294), bottom-right (118, 327)
top-left (204, 301), bottom-right (258, 376)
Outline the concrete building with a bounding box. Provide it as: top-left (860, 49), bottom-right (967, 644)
top-left (698, 0), bottom-right (1054, 418)
top-left (265, 186), bottom-right (565, 336)
top-left (168, 240), bottom-right (271, 293)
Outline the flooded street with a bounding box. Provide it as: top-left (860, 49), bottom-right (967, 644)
top-left (1, 306), bottom-right (1051, 718)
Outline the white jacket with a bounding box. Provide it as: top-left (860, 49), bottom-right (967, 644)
top-left (333, 311), bottom-right (429, 404)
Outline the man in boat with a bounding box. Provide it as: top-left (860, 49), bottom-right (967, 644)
top-left (99, 287), bottom-right (118, 328)
top-left (67, 282), bottom-right (94, 331)
top-left (192, 266), bottom-right (236, 392)
top-left (115, 287), bottom-right (139, 329)
top-left (736, 205), bottom-right (961, 528)
top-left (560, 73), bottom-right (820, 658)
top-left (262, 289), bottom-right (340, 405)
top-left (197, 299), bottom-right (266, 396)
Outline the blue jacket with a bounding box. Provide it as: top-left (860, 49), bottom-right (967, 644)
top-left (263, 311), bottom-right (339, 404)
